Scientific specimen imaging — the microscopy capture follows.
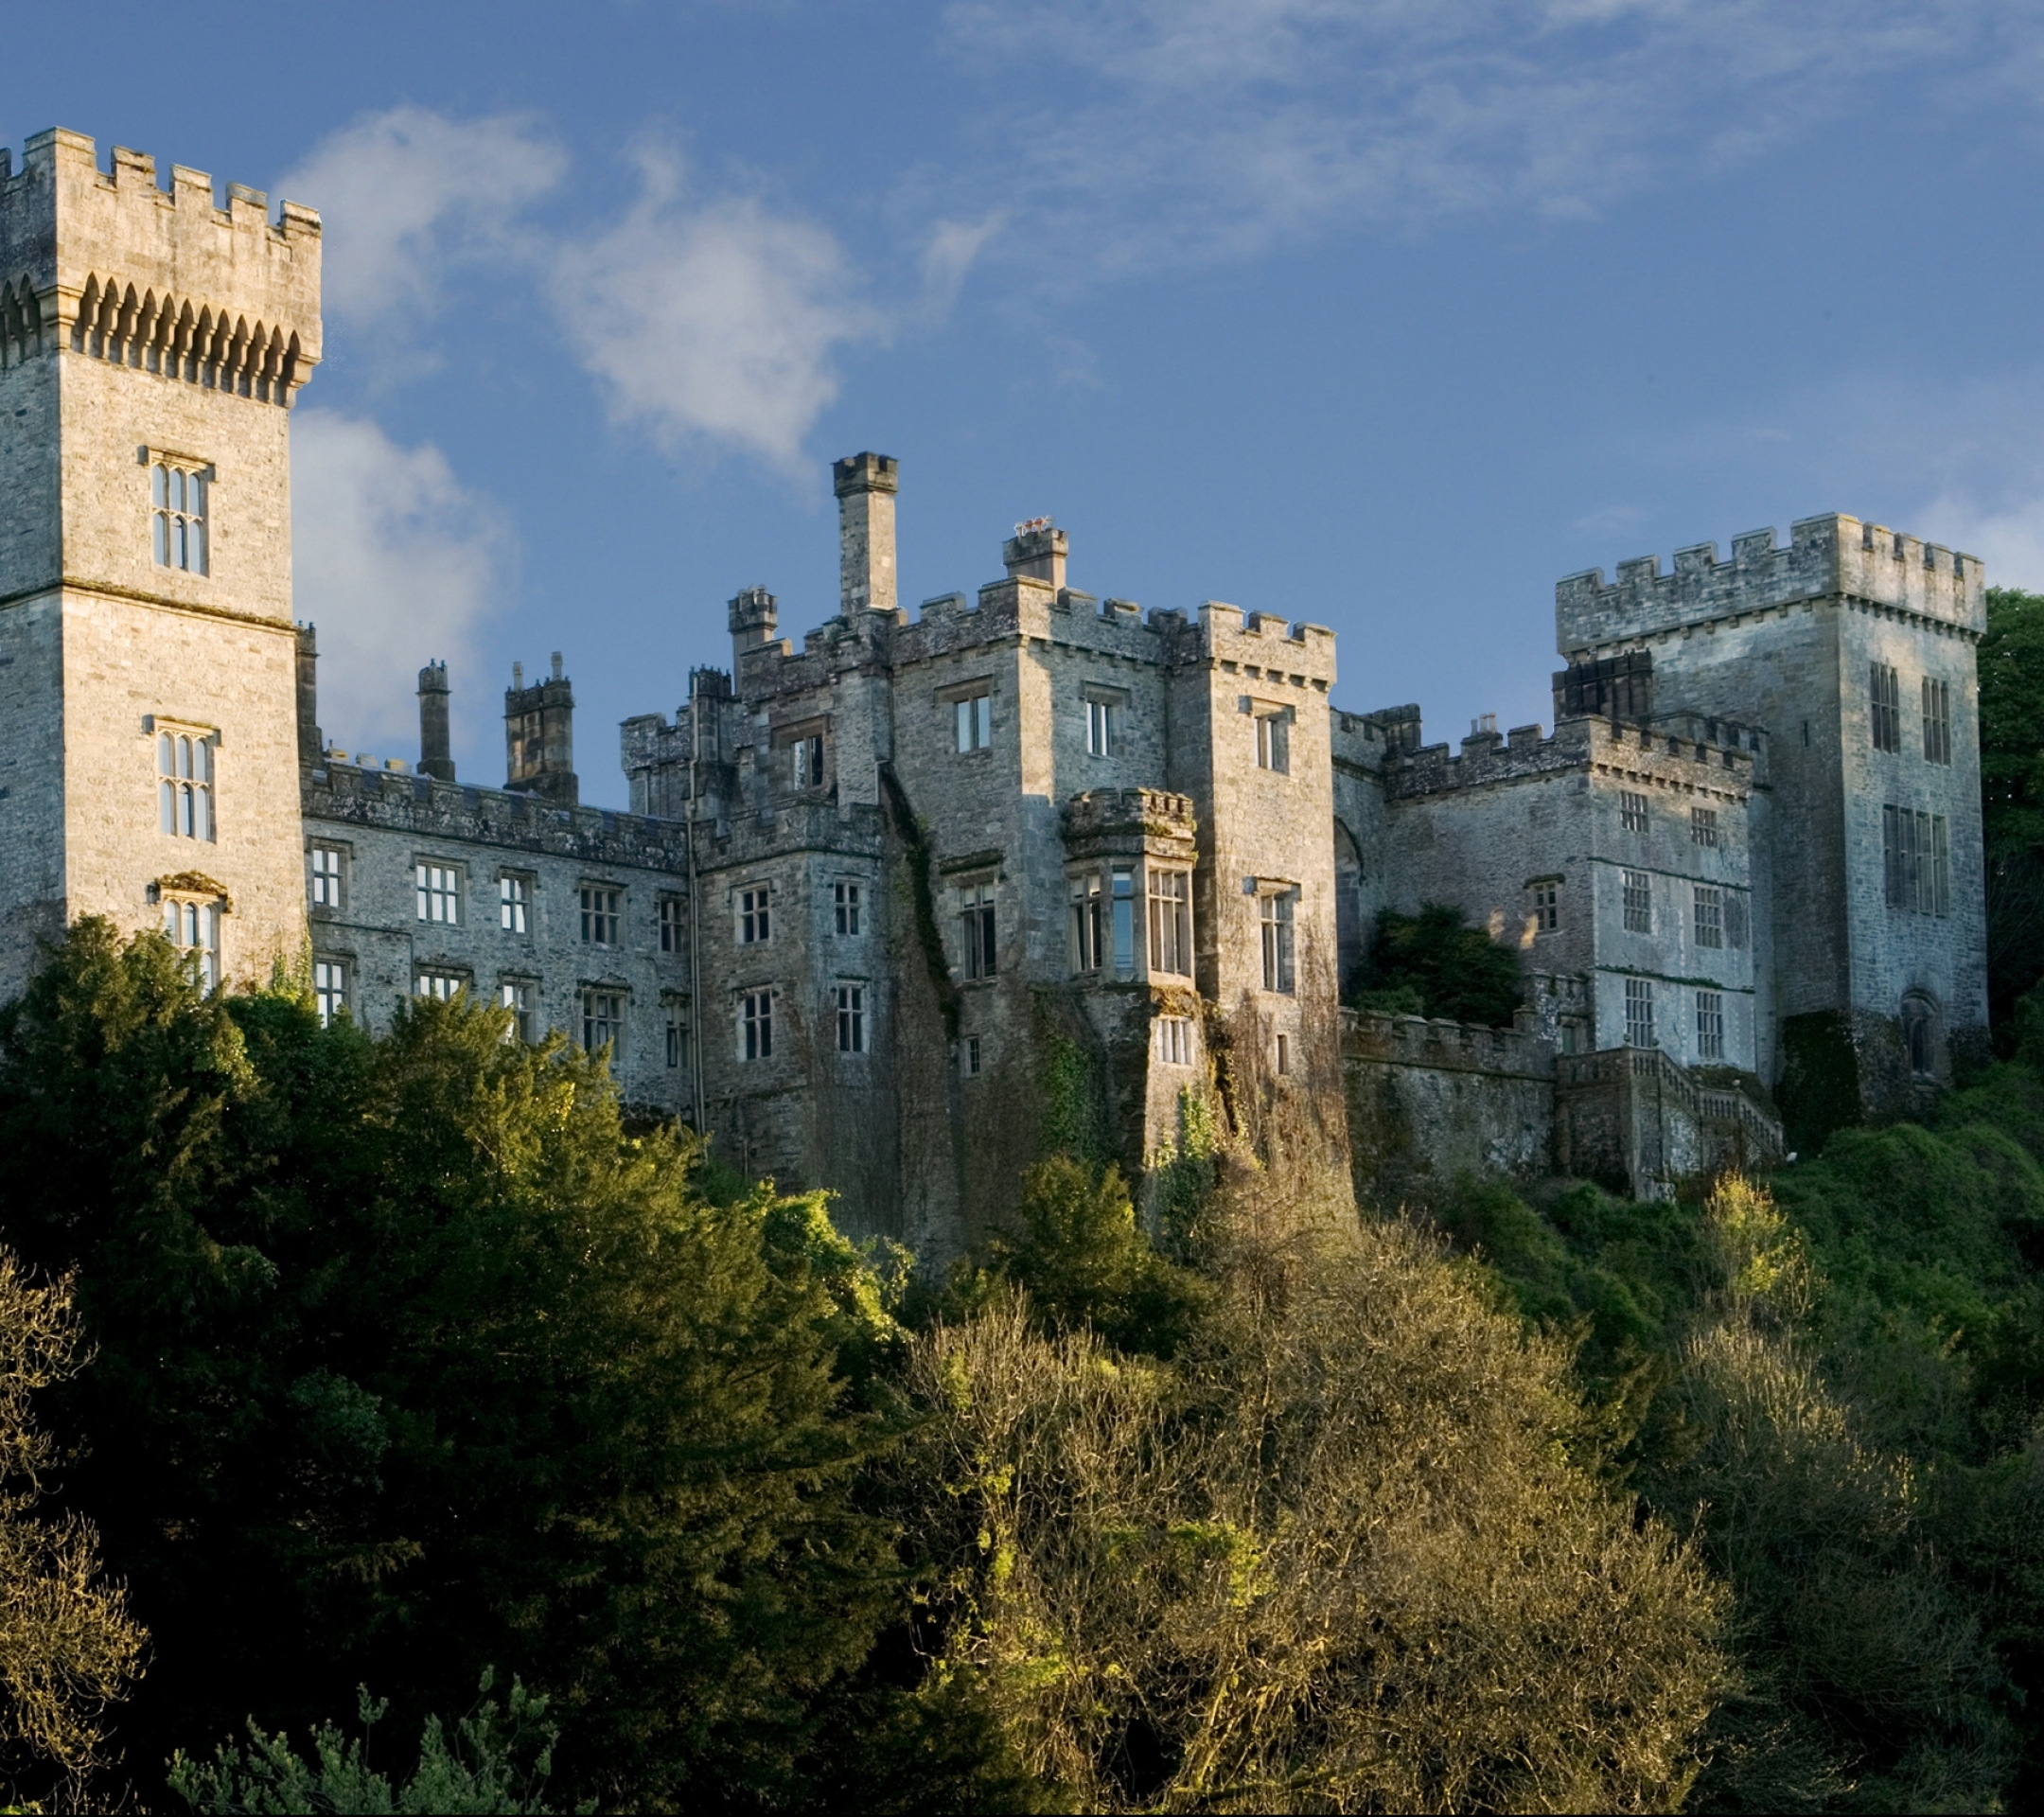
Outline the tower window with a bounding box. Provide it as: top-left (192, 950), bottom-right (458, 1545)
top-left (1112, 867), bottom-right (1136, 971)
top-left (837, 982), bottom-right (867, 1053)
top-left (1260, 891), bottom-right (1296, 995)
top-left (1694, 885), bottom-right (1723, 949)
top-left (1148, 869), bottom-right (1192, 975)
top-left (1870, 662), bottom-right (1901, 753)
top-left (659, 894), bottom-right (685, 952)
top-left (664, 1004), bottom-right (688, 1069)
top-left (1531, 878), bottom-right (1560, 932)
top-left (955, 691), bottom-right (992, 752)
top-left (309, 843), bottom-right (344, 908)
top-left (580, 886), bottom-right (622, 946)
top-left (1724, 892), bottom-right (1749, 949)
top-left (581, 989), bottom-right (625, 1057)
top-left (157, 730), bottom-right (216, 841)
top-left (499, 979), bottom-right (538, 1043)
top-left (499, 873), bottom-right (531, 933)
top-left (1902, 994), bottom-right (1937, 1079)
top-left (313, 959), bottom-right (348, 1028)
top-left (415, 862), bottom-right (462, 926)
top-left (1695, 989), bottom-right (1725, 1061)
top-left (150, 461), bottom-right (208, 575)
top-left (961, 882), bottom-right (997, 979)
top-left (1883, 805), bottom-right (1950, 916)
top-left (835, 880), bottom-right (862, 936)
top-left (1255, 708), bottom-right (1291, 774)
top-left (1624, 977), bottom-right (1655, 1050)
top-left (1620, 789), bottom-right (1648, 835)
top-left (1154, 1015), bottom-right (1192, 1066)
top-left (1085, 695), bottom-right (1118, 757)
top-left (163, 897), bottom-right (220, 990)
top-left (1690, 806), bottom-right (1718, 847)
top-left (1070, 873), bottom-right (1102, 974)
top-left (740, 990), bottom-right (773, 1060)
top-left (738, 887), bottom-right (771, 944)
top-left (1622, 869), bottom-right (1651, 933)
top-left (1922, 678), bottom-right (1952, 766)
top-left (791, 732), bottom-right (825, 789)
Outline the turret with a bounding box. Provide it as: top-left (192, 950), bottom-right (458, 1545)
top-left (504, 653), bottom-right (576, 803)
top-left (833, 451), bottom-right (898, 615)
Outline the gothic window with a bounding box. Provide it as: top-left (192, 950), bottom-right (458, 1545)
top-left (1624, 976), bottom-right (1655, 1050)
top-left (1696, 989), bottom-right (1725, 1061)
top-left (835, 880), bottom-right (862, 937)
top-left (581, 988), bottom-right (625, 1057)
top-left (1148, 869), bottom-right (1192, 975)
top-left (738, 887), bottom-right (770, 945)
top-left (1694, 884), bottom-right (1723, 949)
top-left (1690, 806), bottom-right (1719, 848)
top-left (500, 873), bottom-right (531, 934)
top-left (157, 729), bottom-right (215, 840)
top-left (1883, 806), bottom-right (1950, 916)
top-left (960, 882), bottom-right (997, 979)
top-left (164, 897), bottom-right (221, 990)
top-left (309, 843), bottom-right (344, 908)
top-left (415, 863), bottom-right (462, 926)
top-left (837, 982), bottom-right (867, 1053)
top-left (150, 460), bottom-right (208, 575)
top-left (740, 990), bottom-right (773, 1061)
top-left (313, 959), bottom-right (348, 1028)
top-left (1255, 708), bottom-right (1291, 774)
top-left (499, 979), bottom-right (538, 1043)
top-left (1154, 1015), bottom-right (1192, 1066)
top-left (1112, 867), bottom-right (1136, 971)
top-left (1622, 869), bottom-right (1651, 933)
top-left (1870, 662), bottom-right (1902, 753)
top-left (1620, 790), bottom-right (1648, 835)
top-left (414, 970), bottom-right (466, 1001)
top-left (955, 691), bottom-right (992, 752)
top-left (1260, 891), bottom-right (1296, 995)
top-left (580, 886), bottom-right (622, 946)
top-left (1922, 678), bottom-right (1952, 766)
top-left (659, 894), bottom-right (685, 952)
top-left (1531, 878), bottom-right (1560, 933)
top-left (1902, 994), bottom-right (1937, 1079)
top-left (1070, 873), bottom-right (1103, 974)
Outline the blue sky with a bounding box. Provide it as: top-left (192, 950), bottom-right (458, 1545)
top-left (9, 2), bottom-right (2044, 803)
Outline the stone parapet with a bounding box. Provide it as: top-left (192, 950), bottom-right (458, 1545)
top-left (1342, 1008), bottom-right (1556, 1079)
top-left (1557, 514), bottom-right (1984, 656)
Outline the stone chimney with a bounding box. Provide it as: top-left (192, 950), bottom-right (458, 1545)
top-left (295, 623), bottom-right (322, 766)
top-left (729, 586), bottom-right (780, 673)
top-left (1003, 519), bottom-right (1066, 593)
top-left (833, 451), bottom-right (899, 615)
top-left (503, 651), bottom-right (577, 803)
top-left (417, 660), bottom-right (455, 782)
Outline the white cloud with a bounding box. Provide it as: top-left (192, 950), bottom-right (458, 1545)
top-left (553, 146), bottom-right (878, 471)
top-left (932, 0), bottom-right (2032, 275)
top-left (276, 108), bottom-right (567, 331)
top-left (1920, 493), bottom-right (2044, 592)
top-left (291, 410), bottom-right (509, 752)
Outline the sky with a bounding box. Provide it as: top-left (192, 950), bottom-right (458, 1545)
top-left (8, 1), bottom-right (2044, 805)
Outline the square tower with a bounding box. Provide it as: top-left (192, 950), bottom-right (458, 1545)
top-left (1555, 516), bottom-right (1987, 1100)
top-left (0, 129), bottom-right (321, 991)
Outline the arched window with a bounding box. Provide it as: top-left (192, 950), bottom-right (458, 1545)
top-left (1902, 993), bottom-right (1939, 1080)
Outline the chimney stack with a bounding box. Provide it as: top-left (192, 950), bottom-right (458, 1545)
top-left (417, 661), bottom-right (455, 782)
top-left (1003, 519), bottom-right (1066, 594)
top-left (295, 623), bottom-right (322, 766)
top-left (833, 451), bottom-right (899, 615)
top-left (503, 651), bottom-right (577, 803)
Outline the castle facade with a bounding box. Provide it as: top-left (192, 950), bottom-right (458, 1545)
top-left (0, 130), bottom-right (1990, 1244)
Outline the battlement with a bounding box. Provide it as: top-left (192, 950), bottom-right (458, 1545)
top-left (1557, 513), bottom-right (1984, 655)
top-left (1387, 713), bottom-right (1753, 802)
top-left (1197, 601), bottom-right (1337, 686)
top-left (0, 129), bottom-right (321, 397)
top-left (1061, 786), bottom-right (1198, 847)
top-left (1342, 1008), bottom-right (1556, 1081)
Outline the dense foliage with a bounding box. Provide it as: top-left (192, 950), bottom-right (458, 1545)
top-left (1980, 587), bottom-right (2044, 1032)
top-left (1351, 903), bottom-right (1525, 1026)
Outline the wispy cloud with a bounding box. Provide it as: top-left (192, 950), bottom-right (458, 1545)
top-left (291, 411), bottom-right (509, 752)
top-left (932, 0), bottom-right (2034, 275)
top-left (554, 145), bottom-right (879, 471)
top-left (277, 107), bottom-right (567, 335)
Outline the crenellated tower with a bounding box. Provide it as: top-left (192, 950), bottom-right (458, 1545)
top-left (0, 128), bottom-right (322, 992)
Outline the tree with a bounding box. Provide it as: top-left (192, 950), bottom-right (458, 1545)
top-left (1353, 904), bottom-right (1524, 1027)
top-left (0, 1249), bottom-right (146, 1808)
top-left (0, 921), bottom-right (910, 1809)
top-left (1977, 588), bottom-right (2044, 1032)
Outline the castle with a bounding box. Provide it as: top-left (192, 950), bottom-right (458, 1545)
top-left (0, 129), bottom-right (1990, 1248)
